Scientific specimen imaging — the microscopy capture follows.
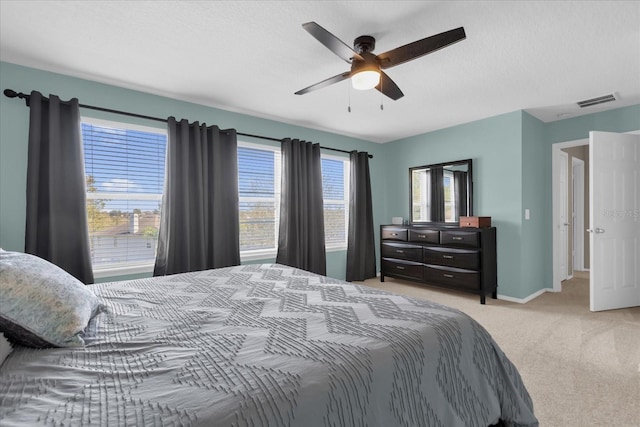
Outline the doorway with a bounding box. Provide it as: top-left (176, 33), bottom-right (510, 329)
top-left (552, 130), bottom-right (639, 301)
top-left (552, 139), bottom-right (589, 292)
top-left (572, 157), bottom-right (585, 271)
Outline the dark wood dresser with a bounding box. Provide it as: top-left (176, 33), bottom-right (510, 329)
top-left (380, 224), bottom-right (497, 304)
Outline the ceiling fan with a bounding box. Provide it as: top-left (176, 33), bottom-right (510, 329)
top-left (295, 22), bottom-right (466, 100)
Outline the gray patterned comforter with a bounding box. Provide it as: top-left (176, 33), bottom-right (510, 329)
top-left (0, 263), bottom-right (538, 427)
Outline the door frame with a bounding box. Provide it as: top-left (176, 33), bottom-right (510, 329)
top-left (572, 157), bottom-right (585, 271)
top-left (552, 138), bottom-right (587, 292)
top-left (552, 130), bottom-right (639, 293)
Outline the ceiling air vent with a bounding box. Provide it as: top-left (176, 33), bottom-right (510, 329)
top-left (576, 94), bottom-right (617, 108)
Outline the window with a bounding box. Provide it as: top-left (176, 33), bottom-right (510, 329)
top-left (322, 155), bottom-right (350, 249)
top-left (237, 142), bottom-right (281, 257)
top-left (83, 129), bottom-right (347, 271)
top-left (412, 168), bottom-right (431, 221)
top-left (237, 142), bottom-right (349, 259)
top-left (82, 118), bottom-right (167, 276)
top-left (443, 170), bottom-right (456, 222)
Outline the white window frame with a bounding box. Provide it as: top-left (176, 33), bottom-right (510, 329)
top-left (443, 169), bottom-right (456, 222)
top-left (238, 140), bottom-right (282, 261)
top-left (411, 168), bottom-right (432, 222)
top-left (85, 128), bottom-right (350, 272)
top-left (238, 142), bottom-right (350, 261)
top-left (81, 116), bottom-right (167, 279)
top-left (322, 152), bottom-right (350, 251)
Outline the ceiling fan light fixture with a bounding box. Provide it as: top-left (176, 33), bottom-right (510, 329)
top-left (351, 70), bottom-right (380, 90)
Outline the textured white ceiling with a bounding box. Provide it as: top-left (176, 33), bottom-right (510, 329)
top-left (1, 1), bottom-right (639, 143)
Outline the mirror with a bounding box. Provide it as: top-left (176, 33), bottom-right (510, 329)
top-left (410, 159), bottom-right (473, 224)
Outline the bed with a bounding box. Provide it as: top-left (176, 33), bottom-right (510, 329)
top-left (0, 252), bottom-right (538, 427)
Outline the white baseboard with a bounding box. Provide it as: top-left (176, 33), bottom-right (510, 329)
top-left (497, 288), bottom-right (553, 304)
top-left (377, 274), bottom-right (555, 304)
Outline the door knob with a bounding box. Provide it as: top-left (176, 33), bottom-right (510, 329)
top-left (586, 228), bottom-right (605, 234)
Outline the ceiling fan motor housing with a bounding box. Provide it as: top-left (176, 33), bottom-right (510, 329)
top-left (354, 35), bottom-right (375, 54)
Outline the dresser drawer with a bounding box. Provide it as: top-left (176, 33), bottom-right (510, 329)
top-left (440, 230), bottom-right (480, 247)
top-left (382, 258), bottom-right (424, 280)
top-left (424, 247), bottom-right (480, 270)
top-left (381, 242), bottom-right (423, 262)
top-left (408, 229), bottom-right (439, 244)
top-left (424, 265), bottom-right (479, 290)
top-left (382, 227), bottom-right (408, 241)
top-left (459, 216), bottom-right (491, 228)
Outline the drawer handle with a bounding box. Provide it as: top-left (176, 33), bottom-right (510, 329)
top-left (452, 236), bottom-right (463, 241)
top-left (395, 250), bottom-right (404, 253)
top-left (443, 273), bottom-right (454, 278)
top-left (391, 233), bottom-right (398, 236)
top-left (396, 266), bottom-right (406, 270)
top-left (442, 255), bottom-right (454, 259)
top-left (418, 234), bottom-right (426, 238)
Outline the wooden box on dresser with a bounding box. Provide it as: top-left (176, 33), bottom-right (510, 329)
top-left (380, 224), bottom-right (497, 304)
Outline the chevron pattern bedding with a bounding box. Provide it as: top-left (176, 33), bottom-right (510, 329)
top-left (0, 263), bottom-right (538, 427)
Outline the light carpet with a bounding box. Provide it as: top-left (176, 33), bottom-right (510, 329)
top-left (358, 273), bottom-right (640, 426)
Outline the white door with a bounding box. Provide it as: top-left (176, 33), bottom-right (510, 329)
top-left (589, 131), bottom-right (640, 312)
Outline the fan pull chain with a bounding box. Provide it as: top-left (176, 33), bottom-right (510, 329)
top-left (379, 78), bottom-right (384, 111)
top-left (348, 85), bottom-right (352, 113)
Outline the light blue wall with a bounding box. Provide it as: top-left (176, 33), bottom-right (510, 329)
top-left (0, 61), bottom-right (383, 281)
top-left (521, 112), bottom-right (548, 297)
top-left (546, 105), bottom-right (640, 143)
top-left (379, 111), bottom-right (528, 298)
top-left (2, 60), bottom-right (639, 298)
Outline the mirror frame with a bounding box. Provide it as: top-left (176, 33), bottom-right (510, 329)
top-left (409, 158), bottom-right (473, 226)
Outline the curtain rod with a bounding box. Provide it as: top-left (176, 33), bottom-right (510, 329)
top-left (3, 89), bottom-right (372, 159)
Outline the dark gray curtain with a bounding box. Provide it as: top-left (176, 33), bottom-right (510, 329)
top-left (153, 117), bottom-right (240, 276)
top-left (25, 91), bottom-right (94, 284)
top-left (454, 170), bottom-right (468, 220)
top-left (276, 138), bottom-right (326, 275)
top-left (346, 151), bottom-right (376, 282)
top-left (430, 166), bottom-right (445, 222)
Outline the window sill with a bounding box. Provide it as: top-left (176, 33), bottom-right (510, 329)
top-left (240, 245), bottom-right (347, 263)
top-left (240, 249), bottom-right (277, 262)
top-left (95, 245), bottom-right (349, 278)
top-left (93, 263), bottom-right (155, 280)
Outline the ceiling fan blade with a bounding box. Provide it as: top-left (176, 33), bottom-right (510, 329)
top-left (302, 22), bottom-right (363, 64)
top-left (377, 27), bottom-right (466, 69)
top-left (376, 71), bottom-right (404, 100)
top-left (295, 71), bottom-right (352, 95)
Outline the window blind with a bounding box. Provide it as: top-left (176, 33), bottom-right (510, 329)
top-left (322, 157), bottom-right (349, 247)
top-left (238, 145), bottom-right (280, 252)
top-left (238, 144), bottom-right (349, 254)
top-left (82, 121), bottom-right (166, 270)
